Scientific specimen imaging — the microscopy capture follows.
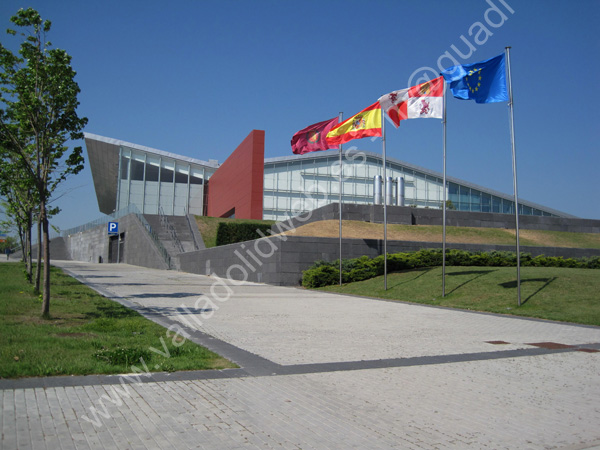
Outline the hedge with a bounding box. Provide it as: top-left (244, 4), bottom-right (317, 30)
top-left (301, 249), bottom-right (600, 288)
top-left (215, 222), bottom-right (274, 246)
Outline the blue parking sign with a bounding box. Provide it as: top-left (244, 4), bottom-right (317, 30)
top-left (108, 222), bottom-right (119, 234)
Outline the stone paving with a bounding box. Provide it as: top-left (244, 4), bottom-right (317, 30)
top-left (1, 261), bottom-right (600, 449)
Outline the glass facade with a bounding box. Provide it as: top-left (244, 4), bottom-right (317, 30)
top-left (117, 146), bottom-right (215, 215)
top-left (111, 145), bottom-right (558, 220)
top-left (263, 151), bottom-right (555, 221)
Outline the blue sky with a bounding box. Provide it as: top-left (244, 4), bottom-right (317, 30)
top-left (1, 0), bottom-right (599, 232)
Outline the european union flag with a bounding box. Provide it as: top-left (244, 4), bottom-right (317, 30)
top-left (441, 53), bottom-right (508, 104)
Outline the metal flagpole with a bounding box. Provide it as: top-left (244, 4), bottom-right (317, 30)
top-left (382, 107), bottom-right (388, 290)
top-left (505, 46), bottom-right (521, 306)
top-left (338, 112), bottom-right (343, 286)
top-left (442, 78), bottom-right (447, 297)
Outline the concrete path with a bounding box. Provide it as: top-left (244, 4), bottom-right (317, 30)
top-left (2, 261), bottom-right (600, 449)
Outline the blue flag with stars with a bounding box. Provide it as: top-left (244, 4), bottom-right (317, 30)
top-left (441, 53), bottom-right (508, 104)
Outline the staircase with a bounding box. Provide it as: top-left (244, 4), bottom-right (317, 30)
top-left (143, 212), bottom-right (201, 269)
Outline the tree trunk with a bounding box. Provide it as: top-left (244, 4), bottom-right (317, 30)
top-left (25, 217), bottom-right (33, 283)
top-left (40, 199), bottom-right (51, 317)
top-left (18, 224), bottom-right (25, 263)
top-left (34, 215), bottom-right (42, 294)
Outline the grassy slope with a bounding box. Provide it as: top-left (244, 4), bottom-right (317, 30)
top-left (319, 266), bottom-right (600, 326)
top-left (194, 216), bottom-right (276, 248)
top-left (284, 220), bottom-right (600, 249)
top-left (0, 263), bottom-right (236, 378)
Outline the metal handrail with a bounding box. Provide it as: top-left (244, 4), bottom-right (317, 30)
top-left (60, 205), bottom-right (140, 237)
top-left (134, 212), bottom-right (173, 269)
top-left (158, 207), bottom-right (185, 254)
top-left (184, 208), bottom-right (201, 251)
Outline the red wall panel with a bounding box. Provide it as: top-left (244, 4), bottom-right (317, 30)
top-left (206, 130), bottom-right (264, 219)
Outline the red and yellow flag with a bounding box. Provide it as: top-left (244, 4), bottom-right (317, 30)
top-left (326, 101), bottom-right (382, 146)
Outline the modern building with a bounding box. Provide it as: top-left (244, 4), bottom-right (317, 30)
top-left (85, 133), bottom-right (218, 216)
top-left (84, 131), bottom-right (574, 222)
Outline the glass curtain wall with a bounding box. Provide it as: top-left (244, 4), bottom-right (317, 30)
top-left (117, 146), bottom-right (212, 215)
top-left (264, 154), bottom-right (553, 220)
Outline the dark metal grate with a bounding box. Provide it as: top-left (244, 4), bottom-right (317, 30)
top-left (526, 342), bottom-right (575, 349)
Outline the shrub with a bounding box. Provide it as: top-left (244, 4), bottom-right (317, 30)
top-left (302, 248), bottom-right (600, 288)
top-left (387, 253), bottom-right (415, 271)
top-left (302, 265), bottom-right (340, 288)
top-left (489, 251), bottom-right (518, 266)
top-left (445, 249), bottom-right (473, 266)
top-left (215, 222), bottom-right (274, 246)
top-left (409, 249), bottom-right (443, 267)
top-left (582, 256), bottom-right (600, 269)
top-left (347, 266), bottom-right (378, 283)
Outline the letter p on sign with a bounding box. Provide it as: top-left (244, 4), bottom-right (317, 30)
top-left (108, 222), bottom-right (119, 234)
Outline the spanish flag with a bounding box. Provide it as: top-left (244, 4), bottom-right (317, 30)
top-left (326, 101), bottom-right (382, 146)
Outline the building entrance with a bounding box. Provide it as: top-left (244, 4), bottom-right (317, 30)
top-left (108, 232), bottom-right (125, 263)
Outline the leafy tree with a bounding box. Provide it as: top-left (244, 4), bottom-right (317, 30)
top-left (0, 8), bottom-right (87, 316)
top-left (0, 233), bottom-right (19, 255)
top-left (0, 150), bottom-right (37, 281)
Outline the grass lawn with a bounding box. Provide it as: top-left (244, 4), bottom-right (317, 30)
top-left (0, 262), bottom-right (236, 379)
top-left (286, 220), bottom-right (600, 249)
top-left (194, 216), bottom-right (276, 248)
top-left (318, 266), bottom-right (600, 326)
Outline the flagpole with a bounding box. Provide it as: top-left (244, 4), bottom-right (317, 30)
top-left (442, 78), bottom-right (447, 297)
top-left (505, 46), bottom-right (521, 306)
top-left (338, 112), bottom-right (343, 286)
top-left (382, 107), bottom-right (388, 290)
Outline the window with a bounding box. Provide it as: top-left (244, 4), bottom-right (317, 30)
top-left (120, 155), bottom-right (130, 180)
top-left (130, 159), bottom-right (144, 181)
top-left (175, 170), bottom-right (188, 184)
top-left (448, 183), bottom-right (459, 205)
top-left (482, 193), bottom-right (491, 212)
top-left (145, 163), bottom-right (159, 182)
top-left (160, 166), bottom-right (174, 182)
top-left (190, 175), bottom-right (203, 185)
top-left (459, 186), bottom-right (470, 209)
top-left (492, 196), bottom-right (501, 213)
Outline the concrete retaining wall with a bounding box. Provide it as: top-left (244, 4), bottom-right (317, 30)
top-left (65, 223), bottom-right (107, 263)
top-left (274, 203), bottom-right (600, 234)
top-left (179, 235), bottom-right (600, 286)
top-left (25, 237), bottom-right (72, 262)
top-left (47, 203), bottom-right (599, 287)
top-left (63, 214), bottom-right (169, 270)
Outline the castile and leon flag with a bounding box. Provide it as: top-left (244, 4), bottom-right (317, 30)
top-left (379, 76), bottom-right (444, 128)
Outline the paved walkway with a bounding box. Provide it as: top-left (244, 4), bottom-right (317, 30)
top-left (2, 261), bottom-right (600, 449)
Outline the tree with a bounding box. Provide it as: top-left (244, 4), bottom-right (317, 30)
top-left (0, 8), bottom-right (87, 316)
top-left (0, 233), bottom-right (19, 256)
top-left (0, 149), bottom-right (37, 282)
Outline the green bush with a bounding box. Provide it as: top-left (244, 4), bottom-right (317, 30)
top-left (302, 248), bottom-right (600, 288)
top-left (302, 265), bottom-right (340, 288)
top-left (409, 249), bottom-right (443, 267)
top-left (387, 253), bottom-right (415, 272)
top-left (215, 222), bottom-right (274, 246)
top-left (582, 256), bottom-right (600, 269)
